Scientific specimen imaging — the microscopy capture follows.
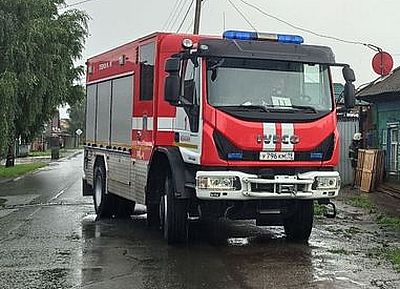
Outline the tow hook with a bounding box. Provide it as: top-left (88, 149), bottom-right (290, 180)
top-left (324, 201), bottom-right (337, 219)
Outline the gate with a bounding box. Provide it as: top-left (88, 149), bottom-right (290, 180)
top-left (337, 118), bottom-right (359, 186)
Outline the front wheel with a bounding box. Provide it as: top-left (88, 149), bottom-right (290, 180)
top-left (159, 174), bottom-right (188, 244)
top-left (283, 200), bottom-right (314, 242)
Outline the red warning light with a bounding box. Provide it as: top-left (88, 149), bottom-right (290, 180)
top-left (372, 51), bottom-right (394, 76)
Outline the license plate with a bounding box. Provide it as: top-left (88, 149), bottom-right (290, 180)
top-left (260, 152), bottom-right (294, 161)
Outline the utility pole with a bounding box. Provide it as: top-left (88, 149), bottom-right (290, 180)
top-left (193, 0), bottom-right (202, 34)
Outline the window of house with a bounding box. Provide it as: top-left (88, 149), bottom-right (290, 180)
top-left (139, 42), bottom-right (155, 101)
top-left (382, 129), bottom-right (387, 145)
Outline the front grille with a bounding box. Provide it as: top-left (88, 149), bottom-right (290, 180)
top-left (251, 183), bottom-right (274, 192)
top-left (250, 183), bottom-right (308, 193)
top-left (213, 130), bottom-right (335, 162)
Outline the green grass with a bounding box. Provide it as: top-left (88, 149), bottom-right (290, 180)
top-left (314, 202), bottom-right (327, 216)
top-left (346, 195), bottom-right (376, 212)
top-left (377, 215), bottom-right (400, 230)
top-left (28, 149), bottom-right (73, 158)
top-left (368, 247), bottom-right (400, 272)
top-left (29, 150), bottom-right (52, 157)
top-left (0, 163), bottom-right (47, 179)
top-left (384, 248), bottom-right (400, 272)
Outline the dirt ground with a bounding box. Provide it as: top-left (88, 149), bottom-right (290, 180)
top-left (339, 185), bottom-right (400, 217)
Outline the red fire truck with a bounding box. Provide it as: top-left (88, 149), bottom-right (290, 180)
top-left (83, 30), bottom-right (356, 244)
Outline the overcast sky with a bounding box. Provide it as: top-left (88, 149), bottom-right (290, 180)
top-left (61, 0), bottom-right (400, 117)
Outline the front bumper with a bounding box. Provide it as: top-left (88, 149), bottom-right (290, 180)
top-left (196, 171), bottom-right (340, 200)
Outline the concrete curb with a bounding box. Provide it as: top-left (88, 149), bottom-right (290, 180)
top-left (0, 150), bottom-right (83, 185)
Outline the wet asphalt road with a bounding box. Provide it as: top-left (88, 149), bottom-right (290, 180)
top-left (0, 153), bottom-right (399, 289)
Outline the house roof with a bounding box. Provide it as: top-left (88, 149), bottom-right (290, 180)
top-left (357, 66), bottom-right (400, 99)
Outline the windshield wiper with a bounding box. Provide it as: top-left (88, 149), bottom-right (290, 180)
top-left (288, 105), bottom-right (317, 113)
top-left (218, 105), bottom-right (270, 112)
top-left (262, 104), bottom-right (317, 113)
top-left (216, 104), bottom-right (318, 114)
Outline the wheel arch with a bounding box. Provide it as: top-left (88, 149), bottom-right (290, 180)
top-left (146, 147), bottom-right (191, 205)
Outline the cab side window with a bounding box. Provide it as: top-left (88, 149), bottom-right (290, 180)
top-left (139, 42), bottom-right (155, 101)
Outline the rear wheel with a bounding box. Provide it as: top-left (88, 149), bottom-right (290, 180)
top-left (93, 165), bottom-right (113, 218)
top-left (159, 174), bottom-right (188, 244)
top-left (283, 200), bottom-right (314, 242)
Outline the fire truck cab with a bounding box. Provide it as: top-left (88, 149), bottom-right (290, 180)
top-left (83, 31), bottom-right (356, 244)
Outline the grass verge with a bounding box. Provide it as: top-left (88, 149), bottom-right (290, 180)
top-left (29, 150), bottom-right (52, 157)
top-left (0, 163), bottom-right (47, 179)
top-left (346, 194), bottom-right (376, 212)
top-left (384, 248), bottom-right (400, 272)
top-left (377, 215), bottom-right (400, 230)
top-left (29, 149), bottom-right (69, 157)
top-left (368, 247), bottom-right (400, 273)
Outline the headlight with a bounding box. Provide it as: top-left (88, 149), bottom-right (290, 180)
top-left (313, 176), bottom-right (340, 190)
top-left (196, 176), bottom-right (241, 191)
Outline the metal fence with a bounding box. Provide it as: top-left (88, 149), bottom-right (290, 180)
top-left (337, 119), bottom-right (359, 186)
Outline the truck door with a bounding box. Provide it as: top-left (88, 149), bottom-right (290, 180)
top-left (174, 59), bottom-right (202, 164)
top-left (133, 42), bottom-right (155, 161)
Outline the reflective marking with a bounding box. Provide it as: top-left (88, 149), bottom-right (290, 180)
top-left (157, 117), bottom-right (174, 131)
top-left (263, 123), bottom-right (276, 151)
top-left (147, 117), bottom-right (153, 130)
top-left (132, 117), bottom-right (143, 130)
top-left (281, 123), bottom-right (294, 151)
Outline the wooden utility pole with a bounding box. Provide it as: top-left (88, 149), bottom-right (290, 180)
top-left (193, 0), bottom-right (202, 34)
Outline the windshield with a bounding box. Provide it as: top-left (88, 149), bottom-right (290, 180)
top-left (207, 58), bottom-right (332, 112)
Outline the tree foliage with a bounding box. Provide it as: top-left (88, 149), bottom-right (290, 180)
top-left (0, 0), bottom-right (88, 157)
top-left (67, 90), bottom-right (85, 138)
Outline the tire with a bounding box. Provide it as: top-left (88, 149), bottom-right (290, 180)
top-left (283, 200), bottom-right (314, 242)
top-left (146, 203), bottom-right (160, 227)
top-left (93, 165), bottom-right (113, 218)
top-left (159, 173), bottom-right (188, 244)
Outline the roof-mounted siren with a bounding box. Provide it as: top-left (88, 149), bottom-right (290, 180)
top-left (223, 30), bottom-right (304, 44)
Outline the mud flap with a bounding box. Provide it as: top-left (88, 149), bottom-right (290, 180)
top-left (82, 178), bottom-right (93, 196)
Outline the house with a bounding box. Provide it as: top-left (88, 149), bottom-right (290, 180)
top-left (357, 67), bottom-right (400, 178)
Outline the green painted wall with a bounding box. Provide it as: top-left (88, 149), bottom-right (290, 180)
top-left (374, 99), bottom-right (400, 175)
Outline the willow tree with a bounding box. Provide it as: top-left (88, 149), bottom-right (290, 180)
top-left (0, 0), bottom-right (88, 166)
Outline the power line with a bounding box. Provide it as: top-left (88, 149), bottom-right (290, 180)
top-left (237, 0), bottom-right (380, 50)
top-left (168, 0), bottom-right (190, 31)
top-left (176, 0), bottom-right (195, 33)
top-left (164, 0), bottom-right (186, 31)
top-left (62, 0), bottom-right (101, 8)
top-left (227, 0), bottom-right (257, 31)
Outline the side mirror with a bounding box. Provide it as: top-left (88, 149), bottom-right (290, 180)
top-left (165, 58), bottom-right (181, 73)
top-left (164, 58), bottom-right (181, 104)
top-left (344, 82), bottom-right (356, 109)
top-left (342, 66), bottom-right (356, 83)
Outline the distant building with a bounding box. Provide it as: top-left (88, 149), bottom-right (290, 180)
top-left (357, 67), bottom-right (400, 178)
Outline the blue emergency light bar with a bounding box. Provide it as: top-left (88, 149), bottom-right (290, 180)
top-left (223, 30), bottom-right (304, 44)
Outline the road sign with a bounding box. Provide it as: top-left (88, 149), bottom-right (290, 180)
top-left (75, 129), bottom-right (83, 136)
top-left (372, 51), bottom-right (393, 76)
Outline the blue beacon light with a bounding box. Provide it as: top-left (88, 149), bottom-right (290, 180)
top-left (223, 30), bottom-right (304, 44)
